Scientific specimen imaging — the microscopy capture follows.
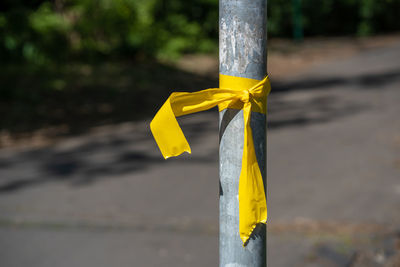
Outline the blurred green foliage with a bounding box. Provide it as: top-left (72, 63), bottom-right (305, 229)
top-left (0, 0), bottom-right (219, 63)
top-left (1, 0), bottom-right (400, 64)
top-left (268, 0), bottom-right (400, 37)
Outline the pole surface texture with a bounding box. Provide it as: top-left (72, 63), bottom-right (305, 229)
top-left (219, 0), bottom-right (267, 266)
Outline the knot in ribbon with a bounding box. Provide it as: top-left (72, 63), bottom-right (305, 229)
top-left (240, 89), bottom-right (250, 103)
top-left (150, 74), bottom-right (271, 245)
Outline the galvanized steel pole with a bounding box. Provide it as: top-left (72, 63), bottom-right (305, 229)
top-left (219, 0), bottom-right (267, 266)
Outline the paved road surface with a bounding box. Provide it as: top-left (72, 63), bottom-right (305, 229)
top-left (1, 42), bottom-right (399, 267)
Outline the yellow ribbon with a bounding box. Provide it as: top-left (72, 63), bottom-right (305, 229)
top-left (150, 74), bottom-right (271, 245)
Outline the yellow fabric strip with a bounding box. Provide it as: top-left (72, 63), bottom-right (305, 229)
top-left (218, 74), bottom-right (267, 114)
top-left (150, 74), bottom-right (271, 245)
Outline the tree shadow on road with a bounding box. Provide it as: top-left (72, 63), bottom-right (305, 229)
top-left (0, 60), bottom-right (218, 140)
top-left (0, 64), bottom-right (399, 193)
top-left (268, 68), bottom-right (400, 129)
top-left (271, 68), bottom-right (400, 93)
top-left (0, 112), bottom-right (219, 193)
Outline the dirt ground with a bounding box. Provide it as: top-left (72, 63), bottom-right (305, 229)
top-left (176, 34), bottom-right (400, 78)
top-left (1, 34), bottom-right (400, 150)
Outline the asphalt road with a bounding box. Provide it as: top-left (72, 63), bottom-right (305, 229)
top-left (0, 42), bottom-right (399, 267)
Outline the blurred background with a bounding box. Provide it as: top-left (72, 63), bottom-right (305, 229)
top-left (0, 0), bottom-right (399, 266)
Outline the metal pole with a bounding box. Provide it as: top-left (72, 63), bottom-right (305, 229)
top-left (219, 0), bottom-right (267, 266)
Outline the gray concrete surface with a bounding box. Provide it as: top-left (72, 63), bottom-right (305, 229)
top-left (0, 42), bottom-right (400, 267)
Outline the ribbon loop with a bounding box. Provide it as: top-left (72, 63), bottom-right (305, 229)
top-left (150, 74), bottom-right (271, 245)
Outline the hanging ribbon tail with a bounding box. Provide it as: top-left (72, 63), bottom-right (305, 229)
top-left (150, 96), bottom-right (191, 159)
top-left (238, 102), bottom-right (268, 245)
top-left (150, 89), bottom-right (239, 159)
